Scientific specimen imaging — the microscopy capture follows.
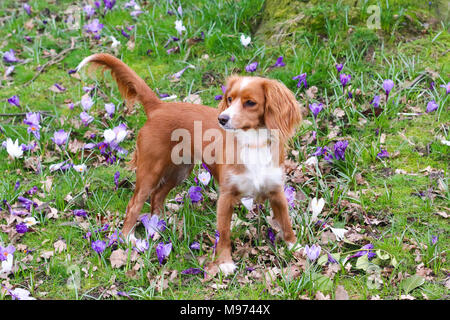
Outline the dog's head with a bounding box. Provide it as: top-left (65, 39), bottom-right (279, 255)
top-left (217, 76), bottom-right (301, 141)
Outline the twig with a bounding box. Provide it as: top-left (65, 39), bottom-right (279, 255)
top-left (0, 111), bottom-right (53, 117)
top-left (23, 38), bottom-right (77, 86)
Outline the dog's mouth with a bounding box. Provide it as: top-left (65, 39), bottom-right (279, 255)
top-left (219, 122), bottom-right (236, 131)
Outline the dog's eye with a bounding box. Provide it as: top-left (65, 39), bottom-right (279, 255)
top-left (227, 97), bottom-right (232, 103)
top-left (244, 100), bottom-right (256, 107)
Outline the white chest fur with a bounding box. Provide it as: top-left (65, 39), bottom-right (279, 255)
top-left (228, 129), bottom-right (283, 197)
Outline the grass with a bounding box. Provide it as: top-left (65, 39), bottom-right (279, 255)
top-left (0, 0), bottom-right (448, 300)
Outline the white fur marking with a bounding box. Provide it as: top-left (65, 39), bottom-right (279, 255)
top-left (76, 55), bottom-right (95, 72)
top-left (229, 129), bottom-right (283, 197)
top-left (239, 77), bottom-right (251, 90)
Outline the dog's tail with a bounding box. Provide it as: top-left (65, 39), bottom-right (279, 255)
top-left (76, 53), bottom-right (161, 116)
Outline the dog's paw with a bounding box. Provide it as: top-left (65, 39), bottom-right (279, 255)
top-left (218, 262), bottom-right (237, 276)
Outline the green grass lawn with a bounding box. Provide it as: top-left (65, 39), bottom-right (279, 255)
top-left (0, 0), bottom-right (448, 300)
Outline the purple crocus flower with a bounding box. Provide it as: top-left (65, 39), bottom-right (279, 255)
top-left (7, 95), bottom-right (20, 107)
top-left (121, 29), bottom-right (130, 39)
top-left (339, 73), bottom-right (351, 88)
top-left (214, 85), bottom-right (226, 100)
top-left (349, 243), bottom-right (376, 259)
top-left (383, 79), bottom-right (394, 99)
top-left (304, 244), bottom-right (321, 261)
top-left (213, 230), bottom-right (220, 255)
top-left (245, 62), bottom-right (258, 73)
top-left (267, 228), bottom-right (275, 245)
top-left (156, 242), bottom-right (172, 265)
top-left (327, 253), bottom-right (338, 264)
top-left (377, 149), bottom-right (389, 159)
top-left (81, 95), bottom-right (94, 111)
top-left (27, 123), bottom-right (40, 140)
top-left (23, 112), bottom-right (40, 126)
top-left (181, 268), bottom-right (202, 275)
top-left (114, 171), bottom-right (120, 189)
top-left (134, 238), bottom-right (149, 253)
top-left (336, 63), bottom-right (343, 73)
top-left (27, 186), bottom-right (38, 195)
top-left (426, 100), bottom-right (438, 113)
top-left (0, 245), bottom-right (15, 261)
top-left (188, 186), bottom-right (203, 203)
top-left (431, 235), bottom-right (438, 245)
top-left (16, 222), bottom-right (28, 234)
top-left (370, 95), bottom-right (381, 108)
top-left (80, 112), bottom-right (94, 126)
top-left (103, 0), bottom-right (116, 10)
top-left (309, 103), bottom-right (323, 118)
top-left (440, 82), bottom-right (450, 94)
top-left (272, 56), bottom-right (286, 68)
top-left (284, 186), bottom-right (295, 208)
top-left (14, 180), bottom-right (20, 191)
top-left (140, 214), bottom-right (166, 239)
top-left (293, 73), bottom-right (307, 89)
top-left (107, 230), bottom-right (121, 247)
top-left (104, 103), bottom-right (115, 117)
top-left (190, 242), bottom-right (201, 250)
top-left (18, 196), bottom-right (37, 211)
top-left (3, 49), bottom-right (20, 64)
top-left (333, 140), bottom-right (349, 161)
top-left (23, 3), bottom-right (32, 15)
top-left (91, 240), bottom-right (106, 254)
top-left (73, 209), bottom-right (87, 217)
top-left (170, 66), bottom-right (189, 80)
top-left (83, 5), bottom-right (95, 18)
top-left (84, 19), bottom-right (104, 35)
top-left (51, 129), bottom-right (69, 146)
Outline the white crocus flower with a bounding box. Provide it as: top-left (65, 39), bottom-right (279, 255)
top-left (310, 197), bottom-right (325, 222)
top-left (241, 197), bottom-right (254, 211)
top-left (240, 34), bottom-right (251, 47)
top-left (304, 156), bottom-right (318, 166)
top-left (73, 164), bottom-right (87, 173)
top-left (175, 20), bottom-right (186, 35)
top-left (10, 288), bottom-right (36, 300)
top-left (110, 36), bottom-right (121, 48)
top-left (103, 129), bottom-right (116, 143)
top-left (198, 171), bottom-right (211, 186)
top-left (23, 217), bottom-right (39, 227)
top-left (330, 227), bottom-right (347, 241)
top-left (0, 254), bottom-right (13, 276)
top-left (6, 138), bottom-right (23, 159)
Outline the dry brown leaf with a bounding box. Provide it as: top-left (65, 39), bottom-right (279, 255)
top-left (53, 240), bottom-right (67, 254)
top-left (335, 285), bottom-right (349, 300)
top-left (315, 291), bottom-right (330, 300)
top-left (110, 249), bottom-right (127, 268)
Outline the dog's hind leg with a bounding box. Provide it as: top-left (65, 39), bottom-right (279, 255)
top-left (122, 160), bottom-right (166, 240)
top-left (150, 164), bottom-right (194, 215)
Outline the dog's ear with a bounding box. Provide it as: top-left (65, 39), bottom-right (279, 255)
top-left (218, 76), bottom-right (239, 113)
top-left (263, 79), bottom-right (302, 142)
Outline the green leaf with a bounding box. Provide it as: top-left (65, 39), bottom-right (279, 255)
top-left (391, 256), bottom-right (398, 267)
top-left (400, 275), bottom-right (425, 294)
top-left (313, 274), bottom-right (333, 292)
top-left (317, 254), bottom-right (328, 266)
top-left (355, 255), bottom-right (369, 271)
top-left (376, 249), bottom-right (390, 260)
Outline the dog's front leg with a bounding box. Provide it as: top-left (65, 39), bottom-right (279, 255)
top-left (215, 191), bottom-right (238, 275)
top-left (269, 187), bottom-right (298, 250)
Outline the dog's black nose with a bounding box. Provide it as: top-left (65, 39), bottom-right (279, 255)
top-left (218, 114), bottom-right (230, 126)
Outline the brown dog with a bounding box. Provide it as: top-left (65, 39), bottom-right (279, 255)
top-left (76, 53), bottom-right (302, 274)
